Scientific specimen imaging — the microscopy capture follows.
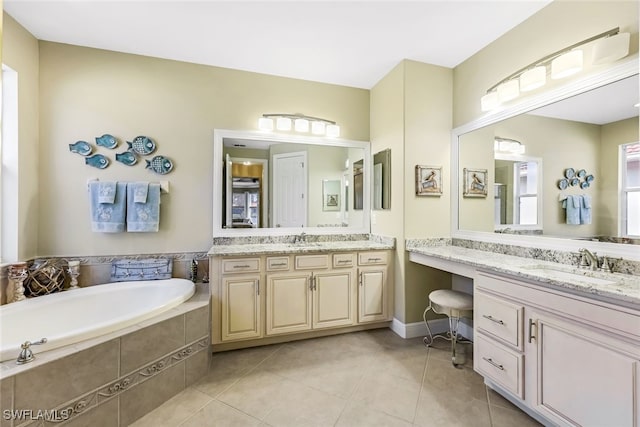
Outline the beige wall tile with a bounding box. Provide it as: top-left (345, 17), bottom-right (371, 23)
top-left (62, 396), bottom-right (118, 427)
top-left (120, 316), bottom-right (184, 375)
top-left (185, 306), bottom-right (209, 343)
top-left (1, 376), bottom-right (14, 427)
top-left (14, 340), bottom-right (119, 411)
top-left (185, 350), bottom-right (210, 387)
top-left (119, 361), bottom-right (185, 426)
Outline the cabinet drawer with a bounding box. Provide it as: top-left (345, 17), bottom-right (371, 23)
top-left (358, 251), bottom-right (387, 265)
top-left (295, 254), bottom-right (329, 270)
top-left (476, 334), bottom-right (524, 399)
top-left (333, 253), bottom-right (354, 268)
top-left (476, 291), bottom-right (523, 350)
top-left (266, 256), bottom-right (290, 271)
top-left (222, 258), bottom-right (260, 274)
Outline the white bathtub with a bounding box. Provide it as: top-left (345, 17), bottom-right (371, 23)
top-left (0, 278), bottom-right (195, 363)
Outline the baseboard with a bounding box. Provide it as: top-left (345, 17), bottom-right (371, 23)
top-left (391, 317), bottom-right (474, 340)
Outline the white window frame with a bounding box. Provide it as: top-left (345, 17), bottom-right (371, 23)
top-left (513, 160), bottom-right (539, 226)
top-left (1, 64), bottom-right (19, 264)
top-left (620, 141), bottom-right (640, 238)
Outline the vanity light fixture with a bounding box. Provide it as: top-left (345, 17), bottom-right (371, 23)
top-left (494, 137), bottom-right (525, 155)
top-left (481, 27), bottom-right (629, 112)
top-left (258, 113), bottom-right (340, 137)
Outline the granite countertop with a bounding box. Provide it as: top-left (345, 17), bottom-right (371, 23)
top-left (208, 240), bottom-right (395, 256)
top-left (408, 245), bottom-right (640, 309)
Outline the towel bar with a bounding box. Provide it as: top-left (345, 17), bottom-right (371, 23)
top-left (86, 179), bottom-right (169, 194)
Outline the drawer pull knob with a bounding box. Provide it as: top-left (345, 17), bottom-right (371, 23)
top-left (482, 357), bottom-right (504, 371)
top-left (482, 315), bottom-right (504, 325)
top-left (270, 262), bottom-right (287, 267)
top-left (233, 264), bottom-right (251, 269)
top-left (337, 260), bottom-right (350, 264)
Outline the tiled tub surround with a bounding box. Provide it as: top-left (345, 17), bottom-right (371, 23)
top-left (0, 252), bottom-right (209, 305)
top-left (406, 239), bottom-right (640, 308)
top-left (0, 282), bottom-right (210, 427)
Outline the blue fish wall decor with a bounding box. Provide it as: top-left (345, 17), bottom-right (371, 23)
top-left (146, 156), bottom-right (173, 175)
top-left (115, 151), bottom-right (138, 166)
top-left (85, 154), bottom-right (110, 169)
top-left (127, 136), bottom-right (156, 155)
top-left (69, 141), bottom-right (93, 156)
top-left (95, 134), bottom-right (118, 149)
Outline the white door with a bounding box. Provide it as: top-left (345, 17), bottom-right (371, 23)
top-left (272, 151), bottom-right (307, 228)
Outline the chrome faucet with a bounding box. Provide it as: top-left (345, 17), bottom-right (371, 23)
top-left (16, 338), bottom-right (48, 365)
top-left (293, 232), bottom-right (307, 244)
top-left (578, 248), bottom-right (598, 271)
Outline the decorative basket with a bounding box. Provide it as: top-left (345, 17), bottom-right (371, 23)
top-left (24, 259), bottom-right (67, 296)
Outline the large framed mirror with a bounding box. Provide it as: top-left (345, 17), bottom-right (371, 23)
top-left (452, 57), bottom-right (639, 261)
top-left (213, 129), bottom-right (371, 237)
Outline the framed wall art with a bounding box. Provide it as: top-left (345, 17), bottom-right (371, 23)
top-left (415, 165), bottom-right (442, 196)
top-left (463, 168), bottom-right (488, 197)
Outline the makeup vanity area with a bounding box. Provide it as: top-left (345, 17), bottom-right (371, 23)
top-left (409, 57), bottom-right (640, 426)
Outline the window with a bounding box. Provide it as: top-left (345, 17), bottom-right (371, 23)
top-left (514, 161), bottom-right (538, 225)
top-left (621, 142), bottom-right (640, 237)
top-left (1, 64), bottom-right (19, 263)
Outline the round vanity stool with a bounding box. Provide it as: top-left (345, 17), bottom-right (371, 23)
top-left (423, 289), bottom-right (473, 368)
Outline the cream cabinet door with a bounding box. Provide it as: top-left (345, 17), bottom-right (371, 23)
top-left (313, 270), bottom-right (355, 329)
top-left (266, 272), bottom-right (312, 335)
top-left (221, 274), bottom-right (262, 342)
top-left (358, 266), bottom-right (388, 323)
top-left (531, 311), bottom-right (640, 427)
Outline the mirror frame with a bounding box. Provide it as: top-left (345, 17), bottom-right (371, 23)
top-left (213, 129), bottom-right (372, 237)
top-left (451, 56), bottom-right (640, 261)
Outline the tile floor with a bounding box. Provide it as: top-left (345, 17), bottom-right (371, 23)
top-left (132, 329), bottom-right (541, 427)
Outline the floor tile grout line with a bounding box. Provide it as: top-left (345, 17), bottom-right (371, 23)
top-left (174, 392), bottom-right (216, 427)
top-left (410, 344), bottom-right (431, 425)
top-left (485, 384), bottom-right (496, 427)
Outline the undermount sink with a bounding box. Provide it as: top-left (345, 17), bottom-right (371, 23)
top-left (522, 265), bottom-right (618, 286)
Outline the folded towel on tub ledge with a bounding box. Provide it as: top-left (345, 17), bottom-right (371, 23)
top-left (89, 181), bottom-right (127, 232)
top-left (127, 182), bottom-right (161, 232)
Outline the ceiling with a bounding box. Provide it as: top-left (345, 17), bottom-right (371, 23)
top-left (3, 0), bottom-right (552, 89)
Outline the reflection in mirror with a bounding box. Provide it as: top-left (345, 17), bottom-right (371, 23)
top-left (494, 154), bottom-right (542, 232)
top-left (457, 73), bottom-right (639, 244)
top-left (322, 180), bottom-right (340, 211)
top-left (373, 149), bottom-right (391, 209)
top-left (353, 160), bottom-right (364, 210)
top-left (213, 130), bottom-right (371, 236)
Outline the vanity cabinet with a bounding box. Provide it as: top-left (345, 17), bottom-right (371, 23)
top-left (475, 271), bottom-right (640, 427)
top-left (266, 253), bottom-right (356, 335)
top-left (219, 258), bottom-right (262, 342)
top-left (357, 251), bottom-right (389, 323)
top-left (210, 250), bottom-right (392, 348)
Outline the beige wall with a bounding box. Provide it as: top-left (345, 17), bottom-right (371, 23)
top-left (370, 60), bottom-right (454, 324)
top-left (2, 14), bottom-right (39, 261)
top-left (370, 62), bottom-right (405, 321)
top-left (600, 117), bottom-right (640, 236)
top-left (402, 61), bottom-right (454, 324)
top-left (35, 41), bottom-right (369, 257)
top-left (454, 1), bottom-right (639, 127)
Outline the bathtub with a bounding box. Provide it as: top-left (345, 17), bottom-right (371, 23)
top-left (0, 278), bottom-right (195, 363)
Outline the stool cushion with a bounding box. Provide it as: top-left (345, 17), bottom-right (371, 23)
top-left (429, 289), bottom-right (473, 318)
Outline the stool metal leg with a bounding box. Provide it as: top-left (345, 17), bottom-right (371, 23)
top-left (424, 306), bottom-right (471, 368)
